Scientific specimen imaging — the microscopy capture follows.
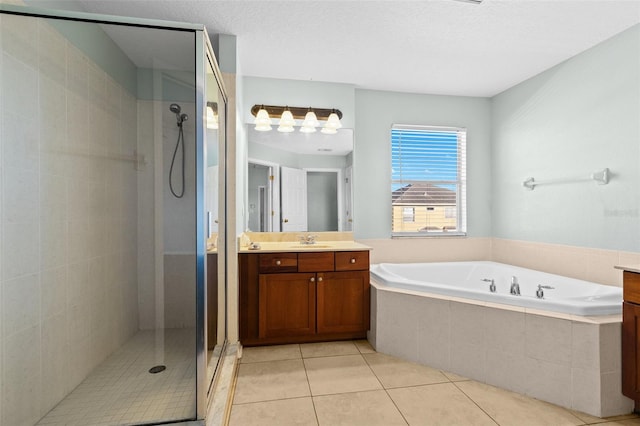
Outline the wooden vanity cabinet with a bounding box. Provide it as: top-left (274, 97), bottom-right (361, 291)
top-left (239, 250), bottom-right (370, 346)
top-left (622, 271), bottom-right (640, 411)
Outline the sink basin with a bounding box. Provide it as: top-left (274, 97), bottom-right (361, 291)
top-left (289, 244), bottom-right (332, 249)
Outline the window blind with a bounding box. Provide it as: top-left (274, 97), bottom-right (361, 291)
top-left (391, 124), bottom-right (467, 236)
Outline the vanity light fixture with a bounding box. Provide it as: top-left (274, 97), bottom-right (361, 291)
top-left (254, 105), bottom-right (272, 131)
top-left (300, 108), bottom-right (319, 133)
top-left (250, 104), bottom-right (343, 134)
top-left (277, 108), bottom-right (295, 133)
top-left (321, 109), bottom-right (342, 134)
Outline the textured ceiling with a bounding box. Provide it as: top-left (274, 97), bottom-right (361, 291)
top-left (51, 0), bottom-right (640, 97)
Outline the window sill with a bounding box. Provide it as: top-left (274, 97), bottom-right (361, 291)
top-left (391, 232), bottom-right (467, 239)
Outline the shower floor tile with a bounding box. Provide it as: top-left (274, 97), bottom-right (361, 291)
top-left (36, 329), bottom-right (196, 426)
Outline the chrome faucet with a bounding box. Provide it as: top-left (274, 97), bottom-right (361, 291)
top-left (510, 276), bottom-right (520, 295)
top-left (536, 284), bottom-right (555, 299)
top-left (481, 278), bottom-right (496, 293)
top-left (298, 234), bottom-right (317, 245)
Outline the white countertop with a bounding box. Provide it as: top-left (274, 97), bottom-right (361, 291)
top-left (614, 264), bottom-right (640, 274)
top-left (239, 240), bottom-right (371, 253)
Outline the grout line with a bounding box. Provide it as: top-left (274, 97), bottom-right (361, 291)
top-left (300, 345), bottom-right (321, 426)
top-left (450, 381), bottom-right (500, 426)
top-left (360, 349), bottom-right (409, 426)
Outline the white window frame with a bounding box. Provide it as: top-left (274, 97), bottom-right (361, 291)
top-left (391, 124), bottom-right (467, 237)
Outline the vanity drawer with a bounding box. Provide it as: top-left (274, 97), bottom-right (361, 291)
top-left (335, 251), bottom-right (369, 271)
top-left (298, 252), bottom-right (335, 272)
top-left (259, 253), bottom-right (297, 273)
top-left (624, 271), bottom-right (640, 305)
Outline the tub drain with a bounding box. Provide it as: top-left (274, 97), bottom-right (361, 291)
top-left (149, 365), bottom-right (166, 374)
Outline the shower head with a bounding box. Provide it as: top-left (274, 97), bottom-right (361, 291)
top-left (170, 103), bottom-right (188, 125)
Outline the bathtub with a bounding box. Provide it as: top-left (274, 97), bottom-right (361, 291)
top-left (370, 261), bottom-right (622, 316)
top-left (368, 261), bottom-right (633, 417)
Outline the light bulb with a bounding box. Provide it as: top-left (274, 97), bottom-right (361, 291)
top-left (300, 110), bottom-right (318, 133)
top-left (278, 109), bottom-right (295, 132)
top-left (324, 111), bottom-right (342, 130)
top-left (254, 107), bottom-right (272, 131)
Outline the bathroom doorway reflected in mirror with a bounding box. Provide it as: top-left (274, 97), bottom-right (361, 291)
top-left (246, 126), bottom-right (353, 233)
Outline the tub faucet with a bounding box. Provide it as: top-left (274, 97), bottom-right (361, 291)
top-left (535, 284), bottom-right (555, 299)
top-left (481, 278), bottom-right (496, 293)
top-left (510, 276), bottom-right (520, 295)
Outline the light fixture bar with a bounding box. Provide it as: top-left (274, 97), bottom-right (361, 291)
top-left (251, 104), bottom-right (343, 121)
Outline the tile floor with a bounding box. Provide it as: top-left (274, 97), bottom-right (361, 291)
top-left (37, 329), bottom-right (197, 426)
top-left (229, 340), bottom-right (640, 426)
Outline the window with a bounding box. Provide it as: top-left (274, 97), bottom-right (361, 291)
top-left (402, 207), bottom-right (415, 222)
top-left (391, 125), bottom-right (467, 236)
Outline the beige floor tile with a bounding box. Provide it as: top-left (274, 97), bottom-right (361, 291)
top-left (569, 409), bottom-right (604, 424)
top-left (313, 390), bottom-right (407, 426)
top-left (442, 370), bottom-right (469, 382)
top-left (596, 419), bottom-right (640, 426)
top-left (304, 354), bottom-right (382, 395)
top-left (455, 380), bottom-right (583, 426)
top-left (300, 341), bottom-right (360, 358)
top-left (234, 359), bottom-right (310, 404)
top-left (388, 382), bottom-right (496, 426)
top-left (241, 344), bottom-right (301, 363)
top-left (354, 339), bottom-right (376, 354)
top-left (363, 352), bottom-right (449, 389)
top-left (229, 397), bottom-right (318, 426)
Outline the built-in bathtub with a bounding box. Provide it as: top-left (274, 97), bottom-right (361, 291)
top-left (371, 261), bottom-right (622, 316)
top-left (369, 261), bottom-right (633, 418)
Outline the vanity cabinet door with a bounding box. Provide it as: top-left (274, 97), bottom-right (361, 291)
top-left (259, 273), bottom-right (316, 338)
top-left (622, 301), bottom-right (640, 401)
top-left (316, 271), bottom-right (369, 334)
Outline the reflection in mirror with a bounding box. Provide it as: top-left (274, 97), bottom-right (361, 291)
top-left (205, 53), bottom-right (226, 391)
top-left (247, 126), bottom-right (353, 233)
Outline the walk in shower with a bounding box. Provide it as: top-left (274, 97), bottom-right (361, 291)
top-left (0, 4), bottom-right (227, 425)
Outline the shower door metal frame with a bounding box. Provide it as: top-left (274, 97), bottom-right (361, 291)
top-left (0, 3), bottom-right (226, 423)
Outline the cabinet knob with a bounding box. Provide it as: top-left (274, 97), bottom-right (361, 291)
top-left (275, 260), bottom-right (281, 266)
top-left (350, 258), bottom-right (356, 264)
top-left (310, 277), bottom-right (315, 283)
top-left (318, 276), bottom-right (323, 282)
top-left (283, 218), bottom-right (289, 223)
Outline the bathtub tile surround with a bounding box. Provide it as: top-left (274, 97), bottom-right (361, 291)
top-left (491, 238), bottom-right (640, 287)
top-left (370, 284), bottom-right (633, 417)
top-left (229, 340), bottom-right (638, 425)
top-left (360, 237), bottom-right (640, 288)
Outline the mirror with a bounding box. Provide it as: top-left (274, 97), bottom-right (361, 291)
top-left (246, 125), bottom-right (354, 232)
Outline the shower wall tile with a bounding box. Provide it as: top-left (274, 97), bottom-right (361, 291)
top-left (3, 167), bottom-right (38, 223)
top-left (1, 273), bottom-right (40, 339)
top-left (2, 222), bottom-right (39, 280)
top-left (41, 265), bottom-right (67, 319)
top-left (1, 17), bottom-right (140, 424)
top-left (66, 43), bottom-right (88, 98)
top-left (1, 13), bottom-right (38, 70)
top-left (40, 311), bottom-right (69, 414)
top-left (40, 219), bottom-right (68, 270)
top-left (2, 112), bottom-right (39, 172)
top-left (1, 325), bottom-right (41, 426)
top-left (2, 53), bottom-right (37, 119)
